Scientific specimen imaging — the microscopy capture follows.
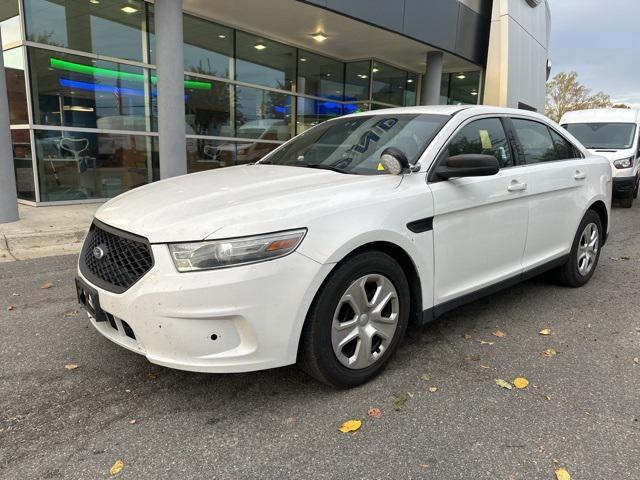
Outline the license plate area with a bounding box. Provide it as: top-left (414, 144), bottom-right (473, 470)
top-left (75, 276), bottom-right (107, 322)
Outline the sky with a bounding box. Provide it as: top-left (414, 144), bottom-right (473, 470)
top-left (548, 0), bottom-right (640, 107)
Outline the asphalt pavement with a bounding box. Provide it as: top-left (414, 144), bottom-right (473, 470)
top-left (1, 204), bottom-right (639, 479)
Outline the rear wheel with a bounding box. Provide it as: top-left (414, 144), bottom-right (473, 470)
top-left (298, 251), bottom-right (410, 388)
top-left (556, 210), bottom-right (602, 287)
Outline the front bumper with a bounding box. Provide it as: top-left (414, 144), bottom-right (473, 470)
top-left (78, 245), bottom-right (332, 373)
top-left (612, 176), bottom-right (637, 199)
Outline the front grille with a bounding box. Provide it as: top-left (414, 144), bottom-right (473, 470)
top-left (80, 221), bottom-right (154, 293)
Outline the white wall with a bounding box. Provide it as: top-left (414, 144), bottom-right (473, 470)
top-left (483, 0), bottom-right (551, 112)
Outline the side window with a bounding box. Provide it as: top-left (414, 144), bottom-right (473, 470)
top-left (549, 129), bottom-right (576, 160)
top-left (512, 119), bottom-right (558, 163)
top-left (447, 118), bottom-right (513, 168)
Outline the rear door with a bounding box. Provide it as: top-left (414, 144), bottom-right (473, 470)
top-left (429, 116), bottom-right (530, 306)
top-left (510, 117), bottom-right (591, 270)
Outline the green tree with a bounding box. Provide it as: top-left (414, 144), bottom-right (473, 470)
top-left (545, 71), bottom-right (612, 122)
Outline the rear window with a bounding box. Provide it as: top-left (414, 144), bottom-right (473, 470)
top-left (563, 123), bottom-right (637, 150)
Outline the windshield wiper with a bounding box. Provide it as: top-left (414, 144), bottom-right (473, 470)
top-left (304, 164), bottom-right (354, 174)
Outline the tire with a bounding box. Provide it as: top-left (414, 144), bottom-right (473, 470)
top-left (298, 251), bottom-right (410, 388)
top-left (619, 194), bottom-right (633, 208)
top-left (556, 210), bottom-right (603, 287)
top-left (633, 177), bottom-right (639, 199)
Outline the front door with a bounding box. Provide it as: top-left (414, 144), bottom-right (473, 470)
top-left (429, 117), bottom-right (530, 306)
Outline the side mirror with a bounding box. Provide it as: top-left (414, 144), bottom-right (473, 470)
top-left (435, 154), bottom-right (500, 179)
top-left (380, 147), bottom-right (410, 175)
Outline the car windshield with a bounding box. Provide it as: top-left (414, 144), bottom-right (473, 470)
top-left (260, 114), bottom-right (449, 175)
top-left (563, 122), bottom-right (637, 150)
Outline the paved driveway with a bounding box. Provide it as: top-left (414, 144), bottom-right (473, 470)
top-left (1, 205), bottom-right (639, 479)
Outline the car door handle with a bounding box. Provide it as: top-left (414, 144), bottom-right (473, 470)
top-left (507, 181), bottom-right (527, 192)
top-left (574, 171), bottom-right (586, 180)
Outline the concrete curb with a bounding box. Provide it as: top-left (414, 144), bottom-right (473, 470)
top-left (1, 228), bottom-right (87, 261)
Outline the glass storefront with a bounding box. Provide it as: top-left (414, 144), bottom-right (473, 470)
top-left (4, 0), bottom-right (483, 203)
top-left (440, 71), bottom-right (481, 105)
top-left (34, 129), bottom-right (156, 201)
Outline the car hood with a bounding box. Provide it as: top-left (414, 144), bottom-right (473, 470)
top-left (95, 165), bottom-right (402, 243)
top-left (586, 147), bottom-right (635, 162)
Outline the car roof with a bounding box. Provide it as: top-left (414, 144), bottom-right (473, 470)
top-left (560, 108), bottom-right (640, 124)
top-left (341, 105), bottom-right (554, 123)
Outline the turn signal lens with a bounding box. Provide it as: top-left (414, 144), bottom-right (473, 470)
top-left (169, 229), bottom-right (307, 272)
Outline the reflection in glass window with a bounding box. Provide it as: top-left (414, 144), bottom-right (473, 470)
top-left (4, 48), bottom-right (28, 124)
top-left (235, 31), bottom-right (295, 90)
top-left (0, 0), bottom-right (21, 47)
top-left (512, 119), bottom-right (558, 164)
top-left (28, 48), bottom-right (155, 131)
top-left (440, 71), bottom-right (480, 105)
top-left (447, 118), bottom-right (512, 168)
top-left (185, 77), bottom-right (232, 136)
top-left (183, 15), bottom-right (232, 77)
top-left (344, 61), bottom-right (370, 102)
top-left (12, 129), bottom-right (36, 201)
top-left (35, 129), bottom-right (155, 201)
top-left (235, 86), bottom-right (292, 141)
top-left (235, 141), bottom-right (280, 165)
top-left (24, 0), bottom-right (146, 62)
top-left (371, 61), bottom-right (406, 106)
top-left (187, 138), bottom-right (236, 173)
top-left (296, 97), bottom-right (342, 134)
top-left (297, 50), bottom-right (344, 99)
top-left (405, 73), bottom-right (418, 107)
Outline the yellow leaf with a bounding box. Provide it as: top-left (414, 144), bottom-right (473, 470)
top-left (539, 328), bottom-right (552, 336)
top-left (110, 459), bottom-right (124, 476)
top-left (513, 377), bottom-right (529, 389)
top-left (40, 282), bottom-right (54, 289)
top-left (495, 378), bottom-right (513, 390)
top-left (367, 408), bottom-right (382, 419)
top-left (492, 330), bottom-right (507, 338)
top-left (555, 467), bottom-right (571, 480)
top-left (428, 387), bottom-right (438, 393)
top-left (542, 349), bottom-right (557, 357)
top-left (64, 363), bottom-right (79, 370)
top-left (338, 419), bottom-right (361, 433)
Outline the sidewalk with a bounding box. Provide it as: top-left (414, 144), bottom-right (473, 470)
top-left (0, 203), bottom-right (99, 262)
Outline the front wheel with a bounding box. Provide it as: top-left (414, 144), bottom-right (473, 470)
top-left (298, 251), bottom-right (410, 388)
top-left (556, 210), bottom-right (603, 287)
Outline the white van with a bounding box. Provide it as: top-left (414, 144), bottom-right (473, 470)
top-left (561, 109), bottom-right (640, 207)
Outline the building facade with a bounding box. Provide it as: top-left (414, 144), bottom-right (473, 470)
top-left (0, 0), bottom-right (550, 213)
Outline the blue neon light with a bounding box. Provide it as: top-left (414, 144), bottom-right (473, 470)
top-left (58, 78), bottom-right (156, 97)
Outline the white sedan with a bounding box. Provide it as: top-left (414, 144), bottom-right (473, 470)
top-left (75, 106), bottom-right (612, 387)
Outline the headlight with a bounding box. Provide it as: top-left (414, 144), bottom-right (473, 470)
top-left (613, 157), bottom-right (633, 169)
top-left (169, 229), bottom-right (307, 272)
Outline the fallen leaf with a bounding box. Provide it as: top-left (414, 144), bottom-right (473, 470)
top-left (513, 377), bottom-right (529, 389)
top-left (338, 419), bottom-right (361, 433)
top-left (40, 282), bottom-right (54, 289)
top-left (542, 348), bottom-right (558, 357)
top-left (479, 364), bottom-right (490, 369)
top-left (463, 332), bottom-right (472, 340)
top-left (620, 256), bottom-right (631, 260)
top-left (393, 394), bottom-right (408, 411)
top-left (11, 293), bottom-right (20, 296)
top-left (478, 340), bottom-right (495, 345)
top-left (544, 395), bottom-right (552, 401)
top-left (129, 419), bottom-right (137, 424)
top-left (539, 328), bottom-right (552, 336)
top-left (419, 374), bottom-right (430, 381)
top-left (7, 305), bottom-right (14, 311)
top-left (64, 363), bottom-right (79, 370)
top-left (633, 357), bottom-right (639, 365)
top-left (493, 330), bottom-right (507, 338)
top-left (465, 354), bottom-right (481, 361)
top-left (555, 467), bottom-right (571, 480)
top-left (495, 378), bottom-right (513, 390)
top-left (367, 408), bottom-right (382, 419)
top-left (148, 372), bottom-right (157, 380)
top-left (419, 464), bottom-right (430, 469)
top-left (110, 459), bottom-right (124, 476)
top-left (428, 387), bottom-right (438, 393)
top-left (63, 310), bottom-right (78, 317)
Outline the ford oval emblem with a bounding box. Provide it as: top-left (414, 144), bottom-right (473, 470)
top-left (93, 245), bottom-right (107, 260)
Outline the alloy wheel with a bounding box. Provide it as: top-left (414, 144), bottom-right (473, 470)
top-left (577, 222), bottom-right (599, 276)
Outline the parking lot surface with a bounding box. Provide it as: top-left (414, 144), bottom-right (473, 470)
top-left (1, 204), bottom-right (639, 479)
